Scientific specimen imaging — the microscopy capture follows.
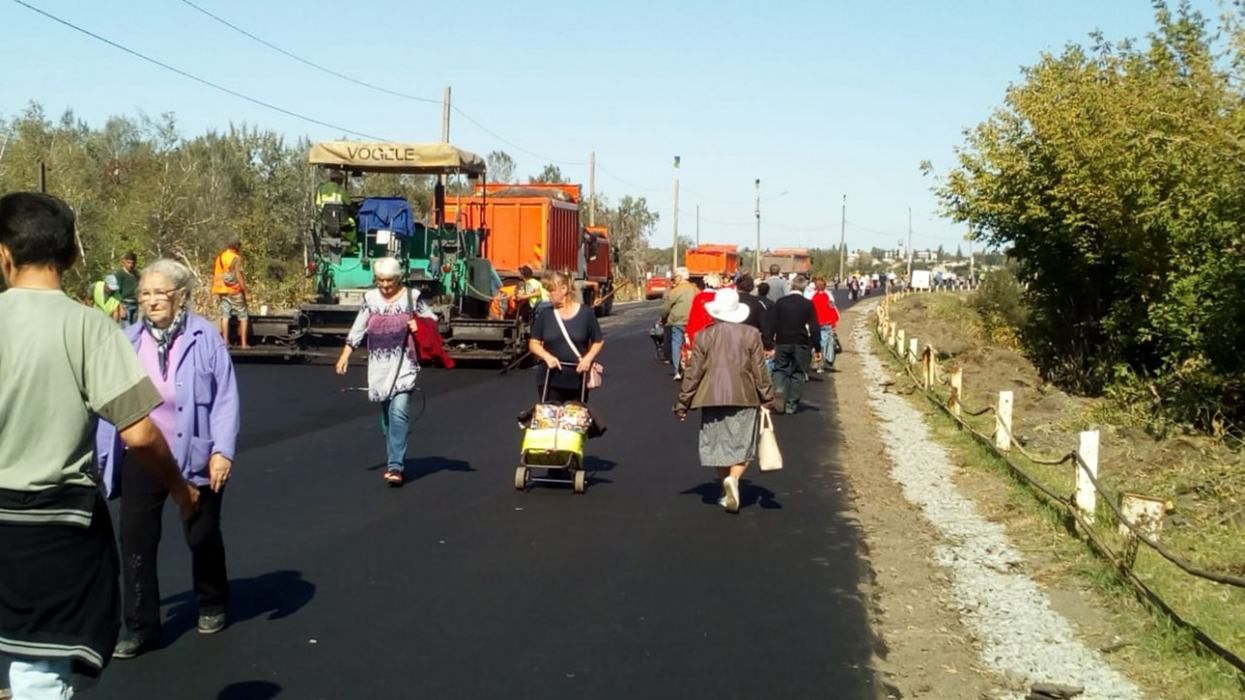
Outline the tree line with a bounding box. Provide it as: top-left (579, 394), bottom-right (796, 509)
top-left (0, 104), bottom-right (661, 302)
top-left (933, 2), bottom-right (1245, 433)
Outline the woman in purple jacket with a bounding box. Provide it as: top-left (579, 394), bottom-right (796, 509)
top-left (96, 258), bottom-right (240, 659)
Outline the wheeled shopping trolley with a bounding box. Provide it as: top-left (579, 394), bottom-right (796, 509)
top-left (515, 366), bottom-right (591, 494)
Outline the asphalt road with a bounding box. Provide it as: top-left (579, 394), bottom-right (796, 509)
top-left (85, 291), bottom-right (886, 700)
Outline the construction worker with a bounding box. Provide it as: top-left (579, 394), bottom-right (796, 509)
top-left (211, 240), bottom-right (251, 349)
top-left (115, 252), bottom-right (139, 323)
top-left (515, 265), bottom-right (548, 319)
top-left (92, 273), bottom-right (125, 324)
top-left (316, 170), bottom-right (357, 253)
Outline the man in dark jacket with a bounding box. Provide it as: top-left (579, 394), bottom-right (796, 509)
top-left (767, 276), bottom-right (822, 413)
top-left (735, 275), bottom-right (772, 351)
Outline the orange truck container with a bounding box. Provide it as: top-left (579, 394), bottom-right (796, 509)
top-left (445, 184), bottom-right (582, 278)
top-left (761, 247), bottom-right (812, 275)
top-left (684, 244), bottom-right (740, 278)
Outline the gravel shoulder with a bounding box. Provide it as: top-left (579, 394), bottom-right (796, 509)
top-left (825, 303), bottom-right (1004, 699)
top-left (831, 299), bottom-right (1143, 700)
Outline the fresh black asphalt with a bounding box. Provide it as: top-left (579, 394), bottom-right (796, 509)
top-left (84, 292), bottom-right (890, 700)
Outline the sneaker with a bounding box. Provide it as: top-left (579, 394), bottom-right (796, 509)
top-left (722, 476), bottom-right (740, 513)
top-left (717, 496), bottom-right (729, 508)
top-left (672, 373), bottom-right (682, 381)
top-left (785, 402), bottom-right (799, 414)
top-left (113, 635), bottom-right (158, 659)
top-left (198, 613), bottom-right (226, 635)
top-left (384, 468), bottom-right (404, 487)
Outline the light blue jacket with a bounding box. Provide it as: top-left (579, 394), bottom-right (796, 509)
top-left (96, 313), bottom-right (240, 497)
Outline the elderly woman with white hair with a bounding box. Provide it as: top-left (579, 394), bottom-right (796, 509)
top-left (675, 288), bottom-right (776, 513)
top-left (335, 257), bottom-right (420, 487)
top-left (95, 257), bottom-right (240, 658)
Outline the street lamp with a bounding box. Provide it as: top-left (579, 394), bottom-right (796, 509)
top-left (672, 156), bottom-right (681, 271)
top-left (754, 178), bottom-right (761, 274)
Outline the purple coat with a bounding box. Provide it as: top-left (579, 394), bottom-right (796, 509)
top-left (96, 313), bottom-right (240, 498)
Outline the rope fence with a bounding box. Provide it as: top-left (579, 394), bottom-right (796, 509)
top-left (874, 288), bottom-right (1245, 674)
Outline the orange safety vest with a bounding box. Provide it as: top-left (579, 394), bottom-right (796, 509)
top-left (212, 248), bottom-right (242, 295)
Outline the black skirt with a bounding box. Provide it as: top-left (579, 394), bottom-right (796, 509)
top-left (0, 491), bottom-right (120, 676)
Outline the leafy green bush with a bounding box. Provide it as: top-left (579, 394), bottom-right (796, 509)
top-left (935, 3), bottom-right (1245, 432)
top-left (971, 267), bottom-right (1028, 336)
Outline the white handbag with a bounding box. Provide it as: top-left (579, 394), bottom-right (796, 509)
top-left (758, 408), bottom-right (783, 472)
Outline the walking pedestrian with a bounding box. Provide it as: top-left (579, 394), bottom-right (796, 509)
top-left (763, 264), bottom-right (787, 302)
top-left (0, 193), bottom-right (198, 697)
top-left (660, 267), bottom-right (696, 380)
top-left (211, 239), bottom-right (250, 349)
top-left (334, 258), bottom-right (420, 487)
top-left (767, 276), bottom-right (822, 413)
top-left (809, 277), bottom-right (840, 372)
top-left (95, 259), bottom-right (240, 659)
top-left (675, 288), bottom-right (776, 513)
top-left (528, 270), bottom-right (605, 403)
top-left (735, 275), bottom-right (772, 348)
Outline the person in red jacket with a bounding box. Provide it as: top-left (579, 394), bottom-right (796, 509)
top-left (810, 277), bottom-right (840, 372)
top-left (680, 273), bottom-right (724, 374)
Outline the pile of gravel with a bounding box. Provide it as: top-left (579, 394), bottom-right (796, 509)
top-left (850, 303), bottom-right (1142, 700)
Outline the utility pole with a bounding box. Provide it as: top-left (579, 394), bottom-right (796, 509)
top-left (436, 86), bottom-right (451, 227)
top-left (672, 156), bottom-right (681, 271)
top-left (441, 86), bottom-right (452, 143)
top-left (906, 207), bottom-right (913, 281)
top-left (695, 204), bottom-right (700, 247)
top-left (754, 178), bottom-right (761, 274)
top-left (838, 194), bottom-right (846, 283)
top-left (968, 229), bottom-right (975, 279)
top-left (588, 151), bottom-right (596, 227)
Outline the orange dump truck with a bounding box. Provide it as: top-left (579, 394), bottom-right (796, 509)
top-left (761, 247), bottom-right (812, 276)
top-left (684, 244), bottom-right (740, 279)
top-left (447, 183), bottom-right (582, 278)
top-left (446, 184), bottom-right (614, 314)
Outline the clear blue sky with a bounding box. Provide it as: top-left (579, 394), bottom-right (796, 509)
top-left (0, 0), bottom-right (1218, 253)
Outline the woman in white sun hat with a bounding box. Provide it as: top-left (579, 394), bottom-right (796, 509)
top-left (675, 288), bottom-right (776, 513)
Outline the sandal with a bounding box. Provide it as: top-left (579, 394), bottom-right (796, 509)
top-left (384, 469), bottom-right (404, 487)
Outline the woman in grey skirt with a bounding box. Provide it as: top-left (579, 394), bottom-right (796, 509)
top-left (675, 288), bottom-right (777, 513)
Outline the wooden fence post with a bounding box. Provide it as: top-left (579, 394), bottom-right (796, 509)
top-left (922, 345), bottom-right (935, 388)
top-left (908, 337), bottom-right (919, 365)
top-left (896, 329), bottom-right (905, 355)
top-left (888, 322), bottom-right (897, 345)
top-left (949, 367), bottom-right (963, 417)
top-left (995, 391), bottom-right (1013, 452)
top-left (1076, 430), bottom-right (1099, 526)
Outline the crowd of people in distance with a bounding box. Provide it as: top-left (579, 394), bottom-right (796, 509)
top-left (661, 264), bottom-right (841, 512)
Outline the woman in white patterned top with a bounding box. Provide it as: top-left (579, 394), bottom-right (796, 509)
top-left (335, 258), bottom-right (420, 487)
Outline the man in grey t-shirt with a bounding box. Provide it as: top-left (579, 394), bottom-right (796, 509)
top-left (764, 264), bottom-right (787, 302)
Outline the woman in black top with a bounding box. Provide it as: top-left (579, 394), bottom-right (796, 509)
top-left (528, 270), bottom-right (604, 402)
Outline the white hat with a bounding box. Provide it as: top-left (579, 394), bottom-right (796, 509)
top-left (674, 266), bottom-right (690, 279)
top-left (103, 274), bottom-right (120, 292)
top-left (704, 288), bottom-right (751, 324)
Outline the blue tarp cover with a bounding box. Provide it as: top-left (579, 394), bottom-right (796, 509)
top-left (356, 197), bottom-right (415, 237)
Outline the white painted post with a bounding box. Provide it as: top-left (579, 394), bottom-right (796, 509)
top-left (888, 322), bottom-right (897, 345)
top-left (896, 328), bottom-right (905, 354)
top-left (908, 337), bottom-right (919, 365)
top-left (994, 391), bottom-right (1013, 452)
top-left (949, 367), bottom-right (963, 417)
top-left (1076, 430), bottom-right (1100, 525)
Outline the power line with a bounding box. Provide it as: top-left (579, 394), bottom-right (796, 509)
top-left (177, 0), bottom-right (441, 107)
top-left (176, 0), bottom-right (584, 167)
top-left (449, 107), bottom-right (584, 166)
top-left (10, 0), bottom-right (384, 139)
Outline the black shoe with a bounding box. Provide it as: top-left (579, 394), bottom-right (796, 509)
top-left (113, 635), bottom-right (158, 659)
top-left (198, 613), bottom-right (226, 635)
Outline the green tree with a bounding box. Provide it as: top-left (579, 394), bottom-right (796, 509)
top-left (933, 2), bottom-right (1245, 426)
top-left (486, 150), bottom-right (515, 183)
top-left (529, 163), bottom-right (565, 184)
